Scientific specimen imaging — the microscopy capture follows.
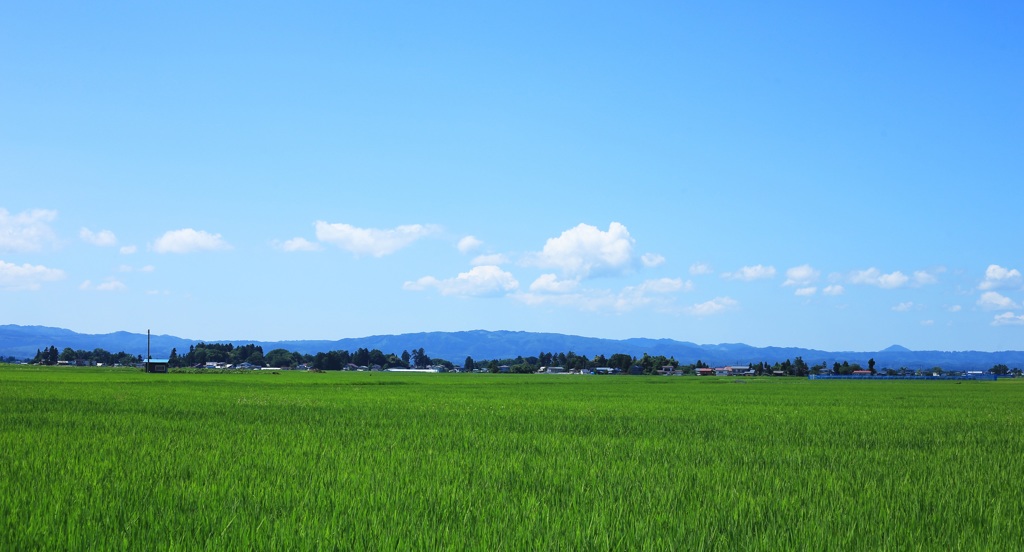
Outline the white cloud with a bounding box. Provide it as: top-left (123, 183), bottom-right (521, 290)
top-left (404, 265), bottom-right (519, 297)
top-left (315, 221), bottom-right (439, 257)
top-left (992, 312), bottom-right (1024, 326)
top-left (0, 208), bottom-right (58, 252)
top-left (97, 280), bottom-right (125, 291)
top-left (120, 245), bottom-right (137, 255)
top-left (723, 265), bottom-right (776, 281)
top-left (784, 264), bottom-right (819, 286)
top-left (611, 279), bottom-right (690, 311)
top-left (0, 260), bottom-right (65, 290)
top-left (979, 264), bottom-right (1022, 291)
top-left (153, 229), bottom-right (231, 254)
top-left (81, 279), bottom-right (126, 292)
top-left (641, 253), bottom-right (665, 268)
top-left (528, 222), bottom-right (636, 279)
top-left (457, 235), bottom-right (483, 254)
top-left (977, 291), bottom-right (1019, 310)
top-left (273, 237), bottom-right (321, 252)
top-left (119, 264), bottom-right (155, 273)
top-left (823, 285), bottom-right (845, 296)
top-left (913, 269), bottom-right (941, 285)
top-left (530, 274), bottom-right (579, 293)
top-left (637, 278), bottom-right (691, 294)
top-left (795, 287), bottom-right (817, 296)
top-left (686, 296), bottom-right (738, 316)
top-left (892, 302), bottom-right (914, 312)
top-left (80, 227), bottom-right (117, 247)
top-left (850, 268), bottom-right (909, 289)
top-left (471, 253), bottom-right (509, 266)
top-left (689, 263), bottom-right (713, 276)
top-left (921, 320), bottom-right (935, 326)
top-left (515, 278), bottom-right (689, 313)
top-left (947, 305), bottom-right (962, 312)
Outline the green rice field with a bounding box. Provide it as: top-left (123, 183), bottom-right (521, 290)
top-left (1, 365), bottom-right (1022, 550)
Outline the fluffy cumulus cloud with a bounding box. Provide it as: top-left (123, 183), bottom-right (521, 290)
top-left (823, 285), bottom-right (845, 296)
top-left (529, 274), bottom-right (579, 293)
top-left (0, 260), bottom-right (65, 290)
top-left (471, 253), bottom-right (509, 266)
top-left (913, 269), bottom-right (942, 285)
top-left (992, 312), bottom-right (1024, 326)
top-left (272, 237), bottom-right (321, 252)
top-left (795, 287), bottom-right (817, 296)
top-left (457, 235), bottom-right (483, 254)
top-left (723, 265), bottom-right (776, 281)
top-left (153, 229), bottom-right (231, 254)
top-left (0, 208), bottom-right (58, 252)
top-left (315, 222), bottom-right (439, 257)
top-left (979, 264), bottom-right (1022, 291)
top-left (849, 268), bottom-right (909, 289)
top-left (120, 245), bottom-right (137, 255)
top-left (892, 301), bottom-right (915, 312)
top-left (529, 222), bottom-right (636, 279)
top-left (80, 227), bottom-right (117, 247)
top-left (977, 291), bottom-right (1019, 310)
top-left (689, 263), bottom-right (713, 276)
top-left (685, 296), bottom-right (738, 316)
top-left (404, 265), bottom-right (519, 297)
top-left (641, 253), bottom-right (665, 268)
top-left (784, 264), bottom-right (819, 287)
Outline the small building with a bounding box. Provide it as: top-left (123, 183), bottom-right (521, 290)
top-left (540, 366), bottom-right (566, 374)
top-left (145, 358), bottom-right (170, 373)
top-left (695, 368), bottom-right (715, 376)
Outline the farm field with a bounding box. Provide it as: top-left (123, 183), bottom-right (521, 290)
top-left (1, 365), bottom-right (1022, 550)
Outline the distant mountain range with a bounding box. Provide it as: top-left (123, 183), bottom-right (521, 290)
top-left (1, 324), bottom-right (1021, 370)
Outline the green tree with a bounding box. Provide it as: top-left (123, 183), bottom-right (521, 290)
top-left (412, 348), bottom-right (430, 368)
top-left (464, 356), bottom-right (476, 372)
top-left (990, 364), bottom-right (1010, 376)
top-left (608, 354), bottom-right (633, 371)
top-left (510, 363), bottom-right (536, 373)
top-left (868, 358), bottom-right (876, 374)
top-left (247, 350), bottom-right (265, 367)
top-left (793, 356), bottom-right (809, 377)
top-left (265, 349), bottom-right (295, 368)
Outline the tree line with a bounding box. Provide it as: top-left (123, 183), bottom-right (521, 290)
top-left (32, 346), bottom-right (142, 366)
top-left (22, 344), bottom-right (1021, 377)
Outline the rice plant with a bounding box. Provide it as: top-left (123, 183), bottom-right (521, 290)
top-left (0, 365), bottom-right (1021, 550)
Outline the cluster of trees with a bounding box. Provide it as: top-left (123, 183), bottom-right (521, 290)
top-left (461, 351), bottom-right (699, 374)
top-left (746, 358), bottom-right (1021, 377)
top-left (170, 343), bottom-right (269, 367)
top-left (310, 347), bottom-right (450, 371)
top-left (32, 346), bottom-right (142, 366)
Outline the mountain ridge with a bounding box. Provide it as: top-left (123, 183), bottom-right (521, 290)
top-left (0, 324), bottom-right (1020, 370)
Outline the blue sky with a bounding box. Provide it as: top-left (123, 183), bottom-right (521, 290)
top-left (2, 2), bottom-right (1022, 352)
